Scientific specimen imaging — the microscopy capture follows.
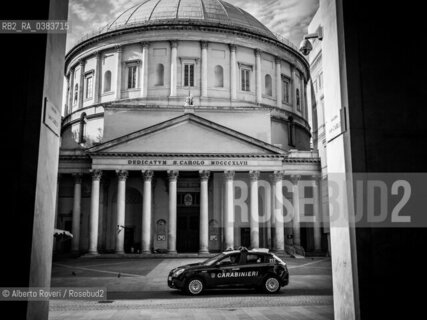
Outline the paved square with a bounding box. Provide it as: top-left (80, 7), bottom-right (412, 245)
top-left (49, 257), bottom-right (333, 319)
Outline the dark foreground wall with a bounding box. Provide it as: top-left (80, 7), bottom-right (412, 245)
top-left (0, 0), bottom-right (68, 319)
top-left (340, 0), bottom-right (427, 318)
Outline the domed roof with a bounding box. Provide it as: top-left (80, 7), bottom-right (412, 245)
top-left (102, 0), bottom-right (275, 39)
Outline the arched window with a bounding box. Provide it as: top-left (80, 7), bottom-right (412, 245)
top-left (74, 84), bottom-right (78, 105)
top-left (155, 64), bottom-right (164, 86)
top-left (214, 65), bottom-right (224, 87)
top-left (79, 113), bottom-right (87, 144)
top-left (265, 74), bottom-right (272, 96)
top-left (296, 88), bottom-right (301, 110)
top-left (104, 71), bottom-right (112, 92)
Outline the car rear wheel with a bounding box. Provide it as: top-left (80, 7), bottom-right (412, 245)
top-left (263, 276), bottom-right (281, 293)
top-left (184, 278), bottom-right (204, 295)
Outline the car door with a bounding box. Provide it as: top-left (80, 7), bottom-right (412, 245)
top-left (238, 253), bottom-right (270, 287)
top-left (209, 253), bottom-right (241, 287)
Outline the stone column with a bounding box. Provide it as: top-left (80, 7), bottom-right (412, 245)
top-left (201, 41), bottom-right (208, 98)
top-left (313, 175), bottom-right (322, 251)
top-left (199, 170), bottom-right (210, 253)
top-left (115, 46), bottom-right (122, 100)
top-left (88, 170), bottom-right (102, 254)
top-left (170, 41), bottom-right (178, 97)
top-left (273, 171), bottom-right (285, 254)
top-left (255, 49), bottom-right (262, 104)
top-left (265, 174), bottom-right (272, 249)
top-left (302, 76), bottom-right (307, 118)
top-left (224, 171), bottom-right (235, 250)
top-left (115, 170), bottom-right (128, 254)
top-left (78, 60), bottom-right (85, 109)
top-left (140, 42), bottom-right (149, 98)
top-left (275, 58), bottom-right (282, 108)
top-left (249, 170), bottom-right (260, 249)
top-left (68, 69), bottom-right (74, 114)
top-left (291, 175), bottom-right (301, 247)
top-left (291, 66), bottom-right (298, 112)
top-left (71, 173), bottom-right (82, 253)
top-left (94, 51), bottom-right (101, 104)
top-left (142, 170), bottom-right (153, 254)
top-left (229, 44), bottom-right (237, 100)
top-left (270, 175), bottom-right (276, 250)
top-left (167, 170), bottom-right (179, 254)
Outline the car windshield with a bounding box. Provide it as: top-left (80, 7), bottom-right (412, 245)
top-left (201, 253), bottom-right (227, 266)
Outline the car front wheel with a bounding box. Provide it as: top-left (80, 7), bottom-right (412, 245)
top-left (184, 278), bottom-right (204, 295)
top-left (263, 276), bottom-right (281, 293)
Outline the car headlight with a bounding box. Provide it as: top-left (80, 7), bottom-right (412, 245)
top-left (173, 268), bottom-right (184, 277)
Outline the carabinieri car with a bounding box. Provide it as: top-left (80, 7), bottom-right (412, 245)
top-left (168, 247), bottom-right (289, 295)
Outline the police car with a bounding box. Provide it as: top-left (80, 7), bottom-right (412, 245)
top-left (167, 247), bottom-right (289, 295)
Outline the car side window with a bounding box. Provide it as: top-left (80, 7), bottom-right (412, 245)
top-left (245, 254), bottom-right (263, 264)
top-left (217, 253), bottom-right (240, 266)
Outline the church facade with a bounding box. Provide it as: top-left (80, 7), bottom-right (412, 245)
top-left (56, 0), bottom-right (324, 256)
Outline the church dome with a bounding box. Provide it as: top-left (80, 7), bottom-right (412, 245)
top-left (101, 0), bottom-right (275, 40)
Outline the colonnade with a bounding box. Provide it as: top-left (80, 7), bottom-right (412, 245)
top-left (67, 169), bottom-right (322, 254)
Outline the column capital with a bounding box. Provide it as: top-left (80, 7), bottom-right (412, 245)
top-left (72, 173), bottom-right (83, 184)
top-left (255, 48), bottom-right (262, 57)
top-left (142, 170), bottom-right (154, 181)
top-left (249, 170), bottom-right (260, 181)
top-left (114, 45), bottom-right (123, 52)
top-left (224, 170), bottom-right (235, 181)
top-left (116, 170), bottom-right (129, 181)
top-left (93, 50), bottom-right (102, 58)
top-left (170, 41), bottom-right (178, 48)
top-left (141, 41), bottom-right (150, 49)
top-left (311, 174), bottom-right (321, 183)
top-left (79, 59), bottom-right (85, 67)
top-left (90, 169), bottom-right (102, 181)
top-left (229, 44), bottom-right (237, 52)
top-left (273, 171), bottom-right (284, 182)
top-left (168, 170), bottom-right (179, 181)
top-left (199, 170), bottom-right (210, 181)
top-left (200, 41), bottom-right (209, 49)
top-left (290, 174), bottom-right (301, 184)
top-left (275, 57), bottom-right (281, 65)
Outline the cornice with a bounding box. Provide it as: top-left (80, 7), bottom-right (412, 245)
top-left (65, 22), bottom-right (309, 76)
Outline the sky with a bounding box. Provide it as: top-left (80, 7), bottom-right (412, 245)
top-left (66, 0), bottom-right (319, 52)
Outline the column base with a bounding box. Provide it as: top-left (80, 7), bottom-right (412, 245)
top-left (141, 250), bottom-right (152, 255)
top-left (168, 250), bottom-right (177, 254)
top-left (293, 245), bottom-right (305, 257)
top-left (198, 249), bottom-right (209, 254)
top-left (87, 251), bottom-right (99, 255)
top-left (272, 248), bottom-right (285, 254)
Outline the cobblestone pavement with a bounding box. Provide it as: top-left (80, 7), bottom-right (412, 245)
top-left (49, 257), bottom-right (333, 319)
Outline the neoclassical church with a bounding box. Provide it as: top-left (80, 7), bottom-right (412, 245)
top-left (56, 0), bottom-right (325, 256)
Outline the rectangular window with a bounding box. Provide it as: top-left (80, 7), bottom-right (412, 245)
top-left (282, 77), bottom-right (290, 104)
top-left (127, 65), bottom-right (137, 89)
top-left (184, 64), bottom-right (194, 87)
top-left (241, 69), bottom-right (250, 91)
top-left (85, 75), bottom-right (93, 99)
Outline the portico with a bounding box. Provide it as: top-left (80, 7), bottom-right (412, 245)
top-left (58, 113), bottom-right (321, 255)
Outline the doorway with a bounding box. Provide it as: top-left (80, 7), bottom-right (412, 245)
top-left (177, 190), bottom-right (200, 252)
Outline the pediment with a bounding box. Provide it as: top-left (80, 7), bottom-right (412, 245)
top-left (88, 114), bottom-right (285, 155)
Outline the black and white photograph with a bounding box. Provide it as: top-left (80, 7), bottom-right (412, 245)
top-left (0, 0), bottom-right (426, 319)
